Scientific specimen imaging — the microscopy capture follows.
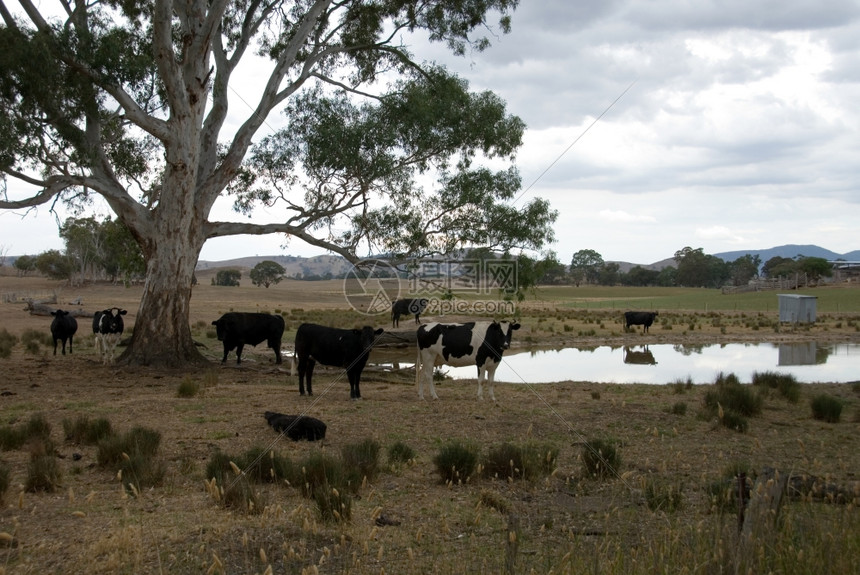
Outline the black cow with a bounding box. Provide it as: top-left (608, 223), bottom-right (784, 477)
top-left (623, 345), bottom-right (657, 365)
top-left (264, 411), bottom-right (327, 441)
top-left (415, 321), bottom-right (520, 401)
top-left (292, 323), bottom-right (384, 399)
top-left (211, 312), bottom-right (285, 365)
top-left (93, 308), bottom-right (127, 363)
top-left (624, 311), bottom-right (658, 333)
top-left (50, 309), bottom-right (78, 356)
top-left (391, 298), bottom-right (429, 327)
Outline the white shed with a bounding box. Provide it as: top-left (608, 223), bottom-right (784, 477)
top-left (777, 294), bottom-right (817, 324)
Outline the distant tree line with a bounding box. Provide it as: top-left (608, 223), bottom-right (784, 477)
top-left (565, 247), bottom-right (833, 288)
top-left (11, 217), bottom-right (145, 286)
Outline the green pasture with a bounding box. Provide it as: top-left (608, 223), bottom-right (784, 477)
top-left (529, 285), bottom-right (860, 313)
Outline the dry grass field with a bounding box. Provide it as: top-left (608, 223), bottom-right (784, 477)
top-left (0, 269), bottom-right (858, 574)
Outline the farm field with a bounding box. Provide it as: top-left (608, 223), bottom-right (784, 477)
top-left (0, 270), bottom-right (858, 574)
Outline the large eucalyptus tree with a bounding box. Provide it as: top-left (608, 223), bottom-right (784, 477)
top-left (0, 0), bottom-right (556, 366)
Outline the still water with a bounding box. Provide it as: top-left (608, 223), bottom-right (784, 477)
top-left (372, 342), bottom-right (859, 384)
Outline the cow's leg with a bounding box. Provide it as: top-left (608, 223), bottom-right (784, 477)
top-left (68, 335), bottom-right (73, 355)
top-left (427, 363), bottom-right (439, 400)
top-left (350, 372), bottom-right (361, 400)
top-left (220, 343), bottom-right (229, 364)
top-left (485, 365), bottom-right (499, 402)
top-left (415, 348), bottom-right (425, 399)
top-left (476, 366), bottom-right (485, 400)
top-left (269, 338), bottom-right (283, 364)
top-left (305, 360), bottom-right (315, 396)
top-left (235, 343), bottom-right (244, 364)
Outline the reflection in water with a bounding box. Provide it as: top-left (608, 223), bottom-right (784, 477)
top-left (370, 342), bottom-right (859, 384)
top-left (623, 346), bottom-right (657, 365)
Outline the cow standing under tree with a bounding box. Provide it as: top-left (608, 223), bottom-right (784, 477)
top-left (50, 309), bottom-right (78, 355)
top-left (415, 321), bottom-right (520, 401)
top-left (624, 311), bottom-right (659, 333)
top-left (211, 312), bottom-right (285, 365)
top-left (292, 323), bottom-right (384, 399)
top-left (391, 298), bottom-right (429, 328)
top-left (93, 308), bottom-right (127, 363)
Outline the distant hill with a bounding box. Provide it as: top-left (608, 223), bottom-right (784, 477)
top-left (196, 244), bottom-right (859, 278)
top-left (196, 254), bottom-right (351, 279)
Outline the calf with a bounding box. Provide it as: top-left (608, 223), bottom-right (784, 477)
top-left (264, 411), bottom-right (327, 441)
top-left (391, 298), bottom-right (429, 327)
top-left (93, 308), bottom-right (127, 363)
top-left (50, 309), bottom-right (78, 355)
top-left (211, 312), bottom-right (285, 364)
top-left (292, 323), bottom-right (384, 399)
top-left (624, 311), bottom-right (658, 333)
top-left (415, 321), bottom-right (520, 401)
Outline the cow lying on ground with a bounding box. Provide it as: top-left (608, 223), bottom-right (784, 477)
top-left (264, 411), bottom-right (327, 441)
top-left (292, 323), bottom-right (384, 399)
top-left (93, 308), bottom-right (127, 363)
top-left (50, 309), bottom-right (78, 356)
top-left (415, 321), bottom-right (520, 401)
top-left (211, 312), bottom-right (285, 364)
top-left (391, 298), bottom-right (429, 327)
top-left (624, 311), bottom-right (658, 333)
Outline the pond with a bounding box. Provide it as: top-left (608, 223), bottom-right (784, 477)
top-left (369, 342), bottom-right (860, 385)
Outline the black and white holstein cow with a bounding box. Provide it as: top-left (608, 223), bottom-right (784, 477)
top-left (93, 308), bottom-right (127, 363)
top-left (211, 312), bottom-right (285, 365)
top-left (624, 311), bottom-right (659, 333)
top-left (415, 321), bottom-right (520, 402)
top-left (50, 309), bottom-right (78, 356)
top-left (292, 323), bottom-right (384, 399)
top-left (391, 298), bottom-right (429, 328)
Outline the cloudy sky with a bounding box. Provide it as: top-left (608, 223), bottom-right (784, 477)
top-left (2, 0), bottom-right (858, 265)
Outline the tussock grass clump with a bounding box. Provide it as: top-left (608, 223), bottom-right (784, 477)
top-left (387, 441), bottom-right (416, 465)
top-left (581, 438), bottom-right (621, 479)
top-left (298, 452), bottom-right (354, 522)
top-left (26, 452), bottom-right (61, 492)
top-left (702, 372), bottom-right (763, 432)
top-left (176, 375), bottom-right (201, 398)
top-left (312, 481), bottom-right (352, 523)
top-left (478, 489), bottom-right (511, 514)
top-left (20, 328), bottom-right (51, 354)
top-left (97, 426), bottom-right (164, 493)
top-left (62, 415), bottom-right (113, 444)
top-left (671, 376), bottom-right (694, 394)
top-left (236, 446), bottom-right (295, 484)
top-left (204, 451), bottom-right (262, 513)
top-left (752, 370), bottom-right (801, 403)
top-left (0, 413), bottom-right (52, 451)
top-left (669, 402), bottom-right (687, 416)
top-left (0, 328), bottom-right (18, 358)
top-left (341, 438), bottom-right (381, 489)
top-left (810, 394), bottom-right (843, 423)
top-left (643, 477), bottom-right (684, 512)
top-left (433, 440), bottom-right (479, 484)
top-left (482, 442), bottom-right (558, 481)
top-left (0, 461), bottom-right (10, 502)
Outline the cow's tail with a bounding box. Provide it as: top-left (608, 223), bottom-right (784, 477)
top-left (290, 355), bottom-right (295, 377)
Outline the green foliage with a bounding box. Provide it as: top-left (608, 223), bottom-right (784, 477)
top-left (0, 328), bottom-right (17, 358)
top-left (176, 376), bottom-right (201, 398)
top-left (62, 415), bottom-right (113, 444)
top-left (97, 426), bottom-right (164, 493)
top-left (673, 246), bottom-right (730, 288)
top-left (810, 394), bottom-right (843, 423)
top-left (13, 254), bottom-right (36, 276)
top-left (212, 269), bottom-right (241, 287)
top-left (644, 478), bottom-right (684, 512)
top-left (752, 371), bottom-right (801, 403)
top-left (341, 439), bottom-right (381, 489)
top-left (0, 461), bottom-right (9, 503)
top-left (249, 260), bottom-right (286, 288)
top-left (34, 250), bottom-right (76, 282)
top-left (581, 438), bottom-right (621, 479)
top-left (570, 249), bottom-right (604, 285)
top-left (433, 440), bottom-right (479, 484)
top-left (482, 442), bottom-right (558, 481)
top-left (387, 441), bottom-right (416, 465)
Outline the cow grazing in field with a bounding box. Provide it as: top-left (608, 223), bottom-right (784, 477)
top-left (264, 411), bottom-right (327, 441)
top-left (415, 321), bottom-right (521, 401)
top-left (292, 323), bottom-right (384, 399)
top-left (624, 311), bottom-right (658, 333)
top-left (50, 309), bottom-right (78, 356)
top-left (211, 312), bottom-right (285, 365)
top-left (391, 298), bottom-right (429, 328)
top-left (93, 308), bottom-right (127, 363)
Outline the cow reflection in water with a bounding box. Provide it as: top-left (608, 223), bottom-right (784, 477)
top-left (623, 345), bottom-right (657, 365)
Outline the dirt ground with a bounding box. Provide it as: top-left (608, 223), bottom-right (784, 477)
top-left (0, 271), bottom-right (858, 574)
